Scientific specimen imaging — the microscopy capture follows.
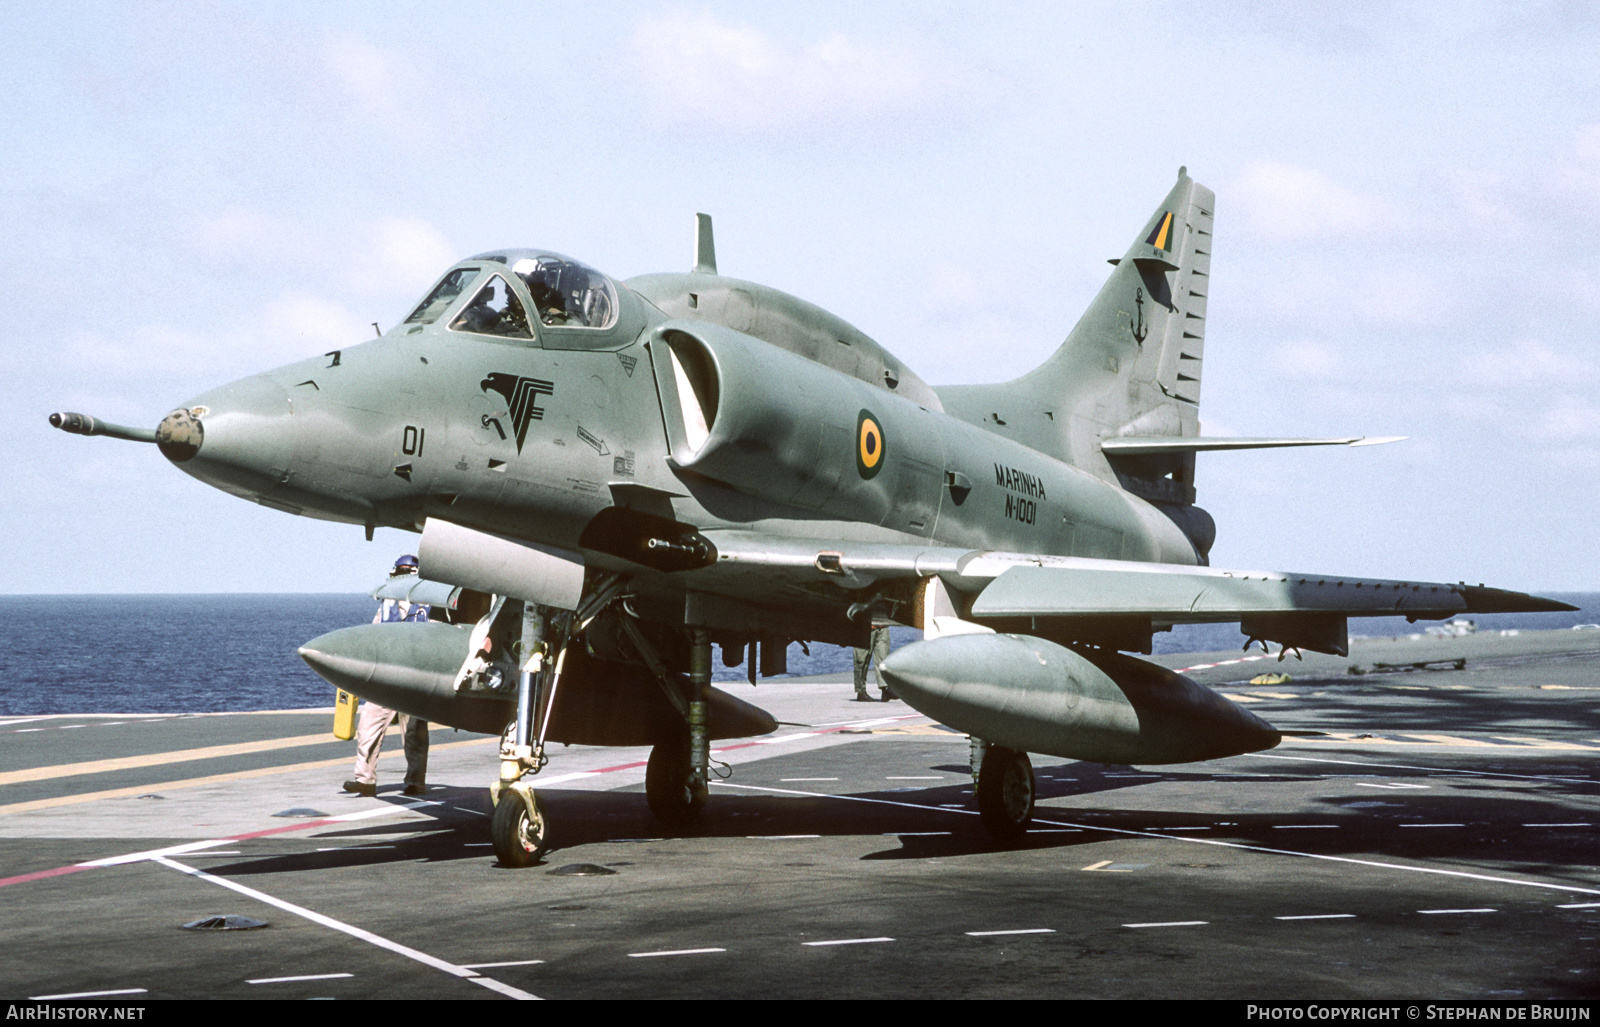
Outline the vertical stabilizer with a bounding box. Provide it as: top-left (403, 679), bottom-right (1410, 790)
top-left (936, 169), bottom-right (1215, 485)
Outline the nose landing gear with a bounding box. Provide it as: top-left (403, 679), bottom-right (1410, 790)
top-left (491, 782), bottom-right (548, 867)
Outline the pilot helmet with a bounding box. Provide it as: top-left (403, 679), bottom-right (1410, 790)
top-left (392, 554), bottom-right (420, 576)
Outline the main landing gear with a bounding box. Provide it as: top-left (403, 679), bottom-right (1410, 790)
top-left (645, 737), bottom-right (704, 826)
top-left (490, 603), bottom-right (715, 864)
top-left (645, 627), bottom-right (712, 829)
top-left (975, 742), bottom-right (1035, 840)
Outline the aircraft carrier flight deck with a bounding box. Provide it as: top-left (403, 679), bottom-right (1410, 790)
top-left (2, 628), bottom-right (1597, 1001)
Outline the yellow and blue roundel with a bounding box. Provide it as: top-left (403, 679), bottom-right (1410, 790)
top-left (857, 410), bottom-right (885, 479)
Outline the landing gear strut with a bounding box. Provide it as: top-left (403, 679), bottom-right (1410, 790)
top-left (646, 628), bottom-right (712, 828)
top-left (976, 745), bottom-right (1034, 840)
top-left (487, 577), bottom-right (625, 867)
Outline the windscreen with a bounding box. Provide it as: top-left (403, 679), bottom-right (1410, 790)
top-left (404, 267), bottom-right (481, 325)
top-left (448, 275), bottom-right (532, 339)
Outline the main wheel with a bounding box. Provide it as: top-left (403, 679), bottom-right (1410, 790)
top-left (646, 738), bottom-right (706, 827)
top-left (491, 788), bottom-right (548, 867)
top-left (977, 746), bottom-right (1034, 840)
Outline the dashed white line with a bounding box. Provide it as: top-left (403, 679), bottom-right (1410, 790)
top-left (713, 781), bottom-right (1600, 897)
top-left (1525, 823), bottom-right (1591, 828)
top-left (966, 928), bottom-right (1055, 936)
top-left (781, 778), bottom-right (838, 782)
top-left (628, 948), bottom-right (726, 958)
top-left (1273, 825), bottom-right (1340, 829)
top-left (1248, 751), bottom-right (1591, 784)
top-left (1557, 902), bottom-right (1600, 909)
top-left (1419, 908), bottom-right (1496, 915)
top-left (748, 834), bottom-right (820, 839)
top-left (886, 776), bottom-right (944, 780)
top-left (1276, 914), bottom-right (1356, 920)
top-left (28, 988), bottom-right (148, 1000)
top-left (462, 960), bottom-right (545, 969)
top-left (248, 973), bottom-right (354, 984)
top-left (1124, 921), bottom-right (1207, 929)
top-left (1399, 824), bottom-right (1465, 828)
top-left (803, 937), bottom-right (895, 947)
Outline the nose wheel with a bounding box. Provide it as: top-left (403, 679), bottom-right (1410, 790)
top-left (976, 746), bottom-right (1034, 840)
top-left (491, 785), bottom-right (549, 867)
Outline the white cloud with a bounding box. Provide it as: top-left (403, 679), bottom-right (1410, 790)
top-left (185, 206), bottom-right (316, 265)
top-left (1460, 339), bottom-right (1598, 389)
top-left (181, 208), bottom-right (456, 306)
top-left (1232, 162), bottom-right (1394, 243)
top-left (627, 9), bottom-right (953, 133)
top-left (62, 292), bottom-right (372, 378)
top-left (320, 33), bottom-right (406, 122)
top-left (359, 217), bottom-right (457, 294)
top-left (1531, 396), bottom-right (1600, 444)
top-left (1269, 339), bottom-right (1341, 379)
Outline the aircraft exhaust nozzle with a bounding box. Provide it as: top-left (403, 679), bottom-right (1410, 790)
top-left (878, 634), bottom-right (1280, 765)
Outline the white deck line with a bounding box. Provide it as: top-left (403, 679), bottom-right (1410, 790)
top-left (154, 858), bottom-right (538, 1000)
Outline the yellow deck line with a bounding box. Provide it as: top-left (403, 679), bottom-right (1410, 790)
top-left (0, 737), bottom-right (495, 817)
top-left (0, 734), bottom-right (344, 786)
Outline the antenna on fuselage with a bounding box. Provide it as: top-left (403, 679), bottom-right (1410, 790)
top-left (694, 213), bottom-right (717, 275)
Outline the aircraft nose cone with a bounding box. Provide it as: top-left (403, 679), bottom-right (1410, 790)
top-left (170, 375), bottom-right (294, 490)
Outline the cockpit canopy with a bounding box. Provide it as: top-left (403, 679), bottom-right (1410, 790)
top-left (403, 250), bottom-right (618, 340)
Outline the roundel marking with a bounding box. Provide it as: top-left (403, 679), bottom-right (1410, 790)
top-left (856, 410), bottom-right (885, 479)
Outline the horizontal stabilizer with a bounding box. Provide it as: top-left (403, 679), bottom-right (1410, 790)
top-left (1101, 435), bottom-right (1406, 455)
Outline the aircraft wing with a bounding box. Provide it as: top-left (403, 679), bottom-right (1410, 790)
top-left (695, 530), bottom-right (1574, 656)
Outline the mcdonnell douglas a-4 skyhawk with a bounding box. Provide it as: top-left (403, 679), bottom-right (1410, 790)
top-left (53, 168), bottom-right (1572, 865)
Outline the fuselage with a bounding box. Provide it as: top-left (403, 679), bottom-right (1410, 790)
top-left (161, 251), bottom-right (1199, 632)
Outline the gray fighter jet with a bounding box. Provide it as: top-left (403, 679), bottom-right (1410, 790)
top-left (52, 168), bottom-right (1572, 863)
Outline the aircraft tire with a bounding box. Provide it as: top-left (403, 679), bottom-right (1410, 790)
top-left (977, 746), bottom-right (1034, 840)
top-left (646, 738), bottom-right (705, 828)
top-left (491, 788), bottom-right (548, 868)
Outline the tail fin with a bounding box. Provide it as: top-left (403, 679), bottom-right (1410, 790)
top-left (937, 168), bottom-right (1214, 479)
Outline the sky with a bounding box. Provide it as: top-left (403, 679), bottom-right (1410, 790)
top-left (4, 1), bottom-right (1597, 593)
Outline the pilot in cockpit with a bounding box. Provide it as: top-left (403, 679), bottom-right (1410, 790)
top-left (513, 258), bottom-right (572, 326)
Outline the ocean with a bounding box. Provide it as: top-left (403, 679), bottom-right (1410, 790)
top-left (1, 593), bottom-right (1595, 716)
